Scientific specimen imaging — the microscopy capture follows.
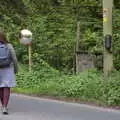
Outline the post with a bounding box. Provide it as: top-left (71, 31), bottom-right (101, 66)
top-left (103, 0), bottom-right (113, 76)
top-left (76, 21), bottom-right (80, 73)
top-left (28, 44), bottom-right (32, 72)
top-left (20, 29), bottom-right (32, 72)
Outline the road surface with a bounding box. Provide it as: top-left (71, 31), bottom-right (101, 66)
top-left (0, 94), bottom-right (120, 120)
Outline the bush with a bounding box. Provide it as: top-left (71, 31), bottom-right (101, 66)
top-left (15, 65), bottom-right (120, 106)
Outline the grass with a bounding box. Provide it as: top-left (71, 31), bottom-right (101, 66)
top-left (12, 64), bottom-right (120, 107)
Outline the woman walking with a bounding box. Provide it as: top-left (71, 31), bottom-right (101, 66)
top-left (0, 30), bottom-right (18, 115)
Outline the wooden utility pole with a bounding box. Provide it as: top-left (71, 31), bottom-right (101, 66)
top-left (76, 21), bottom-right (80, 73)
top-left (103, 0), bottom-right (113, 76)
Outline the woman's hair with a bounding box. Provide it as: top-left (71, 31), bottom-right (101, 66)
top-left (0, 30), bottom-right (8, 44)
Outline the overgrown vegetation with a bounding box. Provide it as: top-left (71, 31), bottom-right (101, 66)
top-left (14, 64), bottom-right (120, 106)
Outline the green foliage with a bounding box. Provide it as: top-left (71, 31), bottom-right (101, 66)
top-left (112, 9), bottom-right (120, 70)
top-left (24, 9), bottom-right (76, 70)
top-left (0, 0), bottom-right (120, 71)
top-left (63, 70), bottom-right (120, 106)
top-left (113, 34), bottom-right (120, 70)
top-left (80, 29), bottom-right (103, 53)
top-left (15, 66), bottom-right (120, 106)
top-left (16, 61), bottom-right (61, 96)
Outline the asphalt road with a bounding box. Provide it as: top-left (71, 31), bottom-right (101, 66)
top-left (0, 94), bottom-right (120, 120)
